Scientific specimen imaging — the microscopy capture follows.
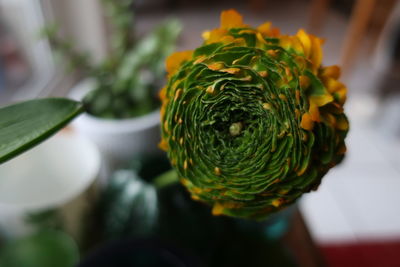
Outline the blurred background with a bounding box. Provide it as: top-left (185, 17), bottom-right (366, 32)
top-left (0, 0), bottom-right (399, 266)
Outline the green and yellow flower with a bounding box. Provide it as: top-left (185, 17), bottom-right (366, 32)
top-left (160, 10), bottom-right (348, 220)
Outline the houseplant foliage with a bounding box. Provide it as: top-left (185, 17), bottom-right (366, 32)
top-left (159, 10), bottom-right (349, 219)
top-left (0, 1), bottom-right (181, 165)
top-left (42, 0), bottom-right (181, 119)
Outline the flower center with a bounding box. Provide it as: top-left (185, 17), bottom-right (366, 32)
top-left (229, 122), bottom-right (243, 136)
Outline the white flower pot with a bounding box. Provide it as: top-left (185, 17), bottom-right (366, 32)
top-left (0, 133), bottom-right (100, 240)
top-left (69, 79), bottom-right (162, 169)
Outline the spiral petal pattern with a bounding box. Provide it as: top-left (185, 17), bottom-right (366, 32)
top-left (160, 10), bottom-right (348, 219)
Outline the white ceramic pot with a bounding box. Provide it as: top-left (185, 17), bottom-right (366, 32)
top-left (69, 79), bottom-right (162, 169)
top-left (0, 133), bottom-right (100, 240)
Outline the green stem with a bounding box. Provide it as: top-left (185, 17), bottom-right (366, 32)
top-left (153, 169), bottom-right (179, 189)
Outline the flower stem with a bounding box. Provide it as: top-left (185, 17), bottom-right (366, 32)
top-left (153, 169), bottom-right (179, 189)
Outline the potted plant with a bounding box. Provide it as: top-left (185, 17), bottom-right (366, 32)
top-left (0, 9), bottom-right (349, 266)
top-left (42, 0), bottom-right (181, 168)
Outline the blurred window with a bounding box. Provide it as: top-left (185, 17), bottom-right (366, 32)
top-left (0, 0), bottom-right (55, 105)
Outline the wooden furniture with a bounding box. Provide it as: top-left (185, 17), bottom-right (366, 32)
top-left (283, 208), bottom-right (326, 267)
top-left (308, 0), bottom-right (396, 74)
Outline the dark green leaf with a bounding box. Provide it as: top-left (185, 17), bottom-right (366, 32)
top-left (0, 98), bottom-right (83, 164)
top-left (0, 230), bottom-right (79, 267)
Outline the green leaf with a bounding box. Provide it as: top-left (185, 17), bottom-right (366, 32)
top-left (0, 98), bottom-right (84, 164)
top-left (0, 229), bottom-right (79, 267)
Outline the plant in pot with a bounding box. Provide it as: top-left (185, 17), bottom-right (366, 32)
top-left (42, 0), bottom-right (182, 168)
top-left (0, 9), bottom-right (349, 266)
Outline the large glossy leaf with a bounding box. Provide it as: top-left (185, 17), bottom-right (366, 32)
top-left (0, 98), bottom-right (83, 164)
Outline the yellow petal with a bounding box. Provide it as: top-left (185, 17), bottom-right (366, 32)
top-left (220, 68), bottom-right (241, 74)
top-left (202, 31), bottom-right (210, 40)
top-left (191, 195), bottom-right (200, 201)
top-left (280, 36), bottom-right (304, 54)
top-left (219, 35), bottom-right (236, 44)
top-left (301, 113), bottom-right (314, 130)
top-left (297, 29), bottom-right (311, 57)
top-left (336, 115), bottom-right (349, 131)
top-left (270, 27), bottom-right (280, 37)
top-left (267, 49), bottom-right (279, 58)
top-left (335, 88), bottom-right (347, 105)
top-left (163, 120), bottom-right (169, 133)
top-left (166, 51), bottom-right (193, 76)
top-left (232, 37), bottom-right (246, 45)
top-left (212, 202), bottom-right (225, 215)
top-left (204, 28), bottom-right (229, 44)
top-left (324, 113), bottom-right (337, 127)
top-left (158, 139), bottom-right (168, 151)
top-left (294, 55), bottom-right (307, 70)
top-left (174, 88), bottom-right (183, 101)
top-left (207, 62), bottom-right (225, 71)
top-left (257, 21), bottom-right (280, 37)
top-left (258, 70), bottom-right (268, 77)
top-left (279, 36), bottom-right (290, 49)
top-left (238, 29), bottom-right (256, 35)
top-left (160, 100), bottom-right (168, 121)
top-left (309, 35), bottom-right (323, 67)
top-left (309, 101), bottom-right (320, 122)
top-left (323, 78), bottom-right (346, 94)
top-left (193, 56), bottom-right (207, 64)
top-left (321, 65), bottom-right (341, 79)
top-left (272, 198), bottom-right (283, 207)
top-left (180, 178), bottom-right (190, 186)
top-left (310, 93), bottom-right (334, 107)
top-left (192, 187), bottom-right (203, 194)
top-left (299, 75), bottom-right (310, 89)
top-left (158, 86), bottom-right (167, 101)
top-left (290, 36), bottom-right (305, 54)
top-left (256, 32), bottom-right (268, 46)
top-left (257, 22), bottom-right (272, 36)
top-left (220, 9), bottom-right (244, 29)
top-left (296, 29), bottom-right (324, 68)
